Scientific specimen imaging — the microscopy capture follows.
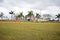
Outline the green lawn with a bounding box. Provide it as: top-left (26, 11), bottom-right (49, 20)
top-left (0, 21), bottom-right (60, 40)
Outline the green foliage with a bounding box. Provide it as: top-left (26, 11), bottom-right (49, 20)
top-left (56, 14), bottom-right (60, 21)
top-left (0, 12), bottom-right (4, 20)
top-left (0, 12), bottom-right (3, 17)
top-left (27, 11), bottom-right (34, 17)
top-left (56, 14), bottom-right (60, 18)
top-left (17, 12), bottom-right (24, 18)
top-left (36, 13), bottom-right (41, 18)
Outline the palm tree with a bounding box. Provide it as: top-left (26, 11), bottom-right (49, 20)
top-left (36, 13), bottom-right (41, 19)
top-left (9, 11), bottom-right (14, 20)
top-left (27, 11), bottom-right (34, 17)
top-left (56, 14), bottom-right (60, 21)
top-left (0, 12), bottom-right (4, 20)
top-left (17, 12), bottom-right (24, 20)
top-left (27, 11), bottom-right (34, 21)
top-left (36, 13), bottom-right (41, 21)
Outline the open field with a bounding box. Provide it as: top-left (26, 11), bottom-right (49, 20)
top-left (0, 21), bottom-right (60, 40)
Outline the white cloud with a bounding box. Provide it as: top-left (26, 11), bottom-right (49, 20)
top-left (0, 0), bottom-right (60, 19)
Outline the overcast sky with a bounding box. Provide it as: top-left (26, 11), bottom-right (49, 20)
top-left (0, 0), bottom-right (60, 18)
top-left (0, 0), bottom-right (60, 9)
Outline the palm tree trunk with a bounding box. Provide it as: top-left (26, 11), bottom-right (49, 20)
top-left (58, 18), bottom-right (59, 22)
top-left (11, 14), bottom-right (12, 20)
top-left (1, 17), bottom-right (3, 21)
top-left (1, 17), bottom-right (2, 21)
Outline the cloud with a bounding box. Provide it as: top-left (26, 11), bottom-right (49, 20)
top-left (0, 0), bottom-right (60, 10)
top-left (0, 0), bottom-right (60, 16)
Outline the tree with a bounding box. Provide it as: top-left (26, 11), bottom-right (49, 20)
top-left (27, 11), bottom-right (34, 17)
top-left (43, 14), bottom-right (51, 21)
top-left (0, 12), bottom-right (4, 20)
top-left (36, 13), bottom-right (41, 22)
top-left (9, 11), bottom-right (14, 20)
top-left (17, 12), bottom-right (24, 20)
top-left (27, 11), bottom-right (34, 21)
top-left (56, 14), bottom-right (60, 21)
top-left (36, 13), bottom-right (41, 19)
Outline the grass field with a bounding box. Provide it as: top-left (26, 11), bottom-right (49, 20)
top-left (0, 21), bottom-right (60, 40)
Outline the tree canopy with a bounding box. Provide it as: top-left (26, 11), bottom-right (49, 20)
top-left (27, 11), bottom-right (34, 17)
top-left (36, 13), bottom-right (41, 18)
top-left (17, 12), bottom-right (24, 18)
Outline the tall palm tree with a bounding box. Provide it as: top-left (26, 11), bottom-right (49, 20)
top-left (36, 13), bottom-right (41, 19)
top-left (56, 14), bottom-right (60, 21)
top-left (27, 11), bottom-right (34, 17)
top-left (9, 11), bottom-right (14, 20)
top-left (0, 12), bottom-right (4, 20)
top-left (27, 11), bottom-right (34, 21)
top-left (36, 13), bottom-right (41, 21)
top-left (17, 12), bottom-right (24, 20)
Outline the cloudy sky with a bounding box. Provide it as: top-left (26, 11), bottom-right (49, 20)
top-left (0, 0), bottom-right (60, 18)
